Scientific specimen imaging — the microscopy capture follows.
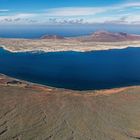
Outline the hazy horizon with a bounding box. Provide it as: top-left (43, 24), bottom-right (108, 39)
top-left (0, 24), bottom-right (139, 38)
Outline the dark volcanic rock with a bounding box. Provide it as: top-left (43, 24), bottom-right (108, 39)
top-left (41, 35), bottom-right (65, 40)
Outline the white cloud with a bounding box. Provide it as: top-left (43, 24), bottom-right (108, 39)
top-left (0, 13), bottom-right (35, 19)
top-left (0, 9), bottom-right (9, 12)
top-left (0, 1), bottom-right (140, 25)
top-left (121, 2), bottom-right (140, 8)
top-left (45, 7), bottom-right (105, 16)
top-left (0, 13), bottom-right (36, 24)
top-left (43, 2), bottom-right (140, 17)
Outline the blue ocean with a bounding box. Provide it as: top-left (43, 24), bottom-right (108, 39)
top-left (0, 47), bottom-right (140, 90)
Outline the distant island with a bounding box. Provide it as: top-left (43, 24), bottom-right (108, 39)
top-left (40, 31), bottom-right (140, 42)
top-left (0, 31), bottom-right (140, 53)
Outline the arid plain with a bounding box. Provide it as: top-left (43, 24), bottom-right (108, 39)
top-left (1, 74), bottom-right (140, 140)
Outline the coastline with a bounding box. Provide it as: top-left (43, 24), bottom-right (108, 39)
top-left (1, 47), bottom-right (140, 139)
top-left (0, 73), bottom-right (139, 96)
top-left (0, 38), bottom-right (140, 53)
top-left (0, 33), bottom-right (140, 93)
top-left (0, 39), bottom-right (140, 92)
top-left (1, 76), bottom-right (140, 140)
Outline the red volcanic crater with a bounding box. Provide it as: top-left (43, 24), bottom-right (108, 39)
top-left (78, 31), bottom-right (140, 42)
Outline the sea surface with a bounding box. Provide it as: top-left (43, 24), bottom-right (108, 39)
top-left (0, 47), bottom-right (140, 90)
top-left (0, 24), bottom-right (140, 38)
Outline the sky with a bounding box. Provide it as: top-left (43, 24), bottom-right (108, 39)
top-left (0, 0), bottom-right (140, 25)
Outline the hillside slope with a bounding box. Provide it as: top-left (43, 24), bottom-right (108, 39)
top-left (0, 75), bottom-right (140, 140)
top-left (78, 31), bottom-right (140, 42)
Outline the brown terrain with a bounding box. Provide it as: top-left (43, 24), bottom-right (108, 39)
top-left (40, 31), bottom-right (140, 42)
top-left (0, 74), bottom-right (140, 140)
top-left (77, 31), bottom-right (140, 42)
top-left (41, 35), bottom-right (65, 40)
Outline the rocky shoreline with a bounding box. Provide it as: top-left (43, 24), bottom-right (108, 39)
top-left (0, 73), bottom-right (139, 95)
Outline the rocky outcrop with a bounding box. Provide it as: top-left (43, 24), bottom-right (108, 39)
top-left (78, 31), bottom-right (140, 42)
top-left (41, 35), bottom-right (65, 40)
top-left (0, 31), bottom-right (140, 53)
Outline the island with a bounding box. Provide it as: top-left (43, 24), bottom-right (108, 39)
top-left (0, 31), bottom-right (140, 53)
